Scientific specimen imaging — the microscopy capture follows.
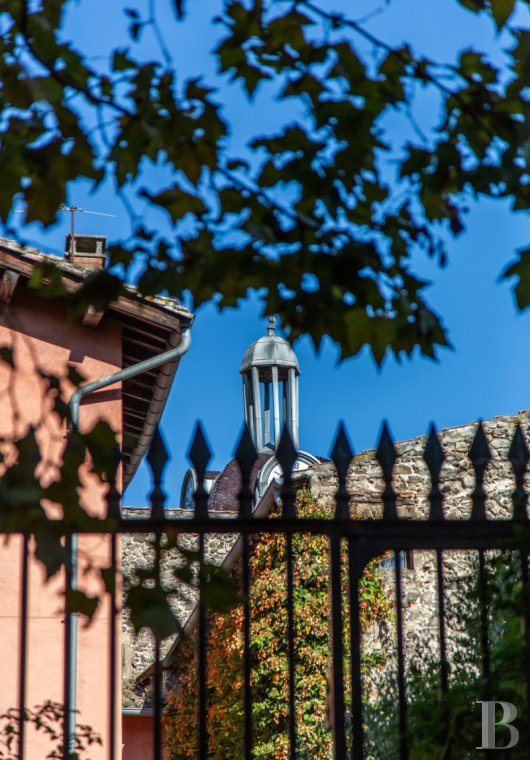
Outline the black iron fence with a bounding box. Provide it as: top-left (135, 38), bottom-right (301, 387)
top-left (10, 419), bottom-right (530, 759)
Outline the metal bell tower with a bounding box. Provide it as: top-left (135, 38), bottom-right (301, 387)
top-left (240, 317), bottom-right (300, 453)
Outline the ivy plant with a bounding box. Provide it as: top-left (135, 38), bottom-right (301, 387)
top-left (163, 489), bottom-right (393, 759)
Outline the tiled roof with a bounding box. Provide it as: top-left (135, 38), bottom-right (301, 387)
top-left (0, 236), bottom-right (191, 319)
top-left (208, 454), bottom-right (273, 512)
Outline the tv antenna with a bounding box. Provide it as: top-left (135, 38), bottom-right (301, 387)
top-left (59, 205), bottom-right (116, 259)
top-left (12, 204), bottom-right (116, 258)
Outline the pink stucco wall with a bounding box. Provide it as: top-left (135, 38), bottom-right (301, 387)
top-left (0, 287), bottom-right (122, 758)
top-left (122, 715), bottom-right (164, 760)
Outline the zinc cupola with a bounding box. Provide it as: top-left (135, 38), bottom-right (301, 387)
top-left (240, 316), bottom-right (299, 453)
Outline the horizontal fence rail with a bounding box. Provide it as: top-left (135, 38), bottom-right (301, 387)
top-left (6, 419), bottom-right (530, 759)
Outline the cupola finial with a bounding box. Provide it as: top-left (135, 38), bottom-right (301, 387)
top-left (267, 315), bottom-right (276, 336)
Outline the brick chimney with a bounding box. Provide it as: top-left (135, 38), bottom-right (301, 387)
top-left (65, 234), bottom-right (107, 267)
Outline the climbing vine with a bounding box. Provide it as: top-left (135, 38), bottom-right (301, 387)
top-left (164, 489), bottom-right (392, 759)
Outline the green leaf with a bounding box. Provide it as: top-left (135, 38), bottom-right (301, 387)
top-left (456, 0), bottom-right (488, 11)
top-left (126, 586), bottom-right (183, 640)
top-left (490, 0), bottom-right (516, 29)
top-left (112, 49), bottom-right (137, 71)
top-left (67, 271), bottom-right (123, 318)
top-left (27, 262), bottom-right (68, 299)
top-left (501, 247), bottom-right (530, 309)
top-left (140, 185), bottom-right (206, 223)
top-left (459, 50), bottom-right (498, 84)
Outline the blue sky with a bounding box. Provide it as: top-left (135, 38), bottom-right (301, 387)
top-left (5, 1), bottom-right (530, 506)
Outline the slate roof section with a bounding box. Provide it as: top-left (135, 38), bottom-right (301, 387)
top-left (208, 454), bottom-right (273, 512)
top-left (0, 236), bottom-right (193, 486)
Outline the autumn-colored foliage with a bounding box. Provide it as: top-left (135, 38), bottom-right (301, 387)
top-left (164, 490), bottom-right (391, 759)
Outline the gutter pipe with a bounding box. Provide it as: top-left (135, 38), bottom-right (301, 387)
top-left (69, 327), bottom-right (191, 431)
top-left (67, 327), bottom-right (191, 747)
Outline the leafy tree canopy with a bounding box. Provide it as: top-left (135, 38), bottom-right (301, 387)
top-left (2, 0), bottom-right (530, 363)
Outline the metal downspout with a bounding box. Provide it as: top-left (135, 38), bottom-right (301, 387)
top-left (69, 327), bottom-right (191, 431)
top-left (69, 534), bottom-right (78, 752)
top-left (67, 327), bottom-right (191, 749)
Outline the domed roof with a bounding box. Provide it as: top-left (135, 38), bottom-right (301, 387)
top-left (240, 317), bottom-right (299, 375)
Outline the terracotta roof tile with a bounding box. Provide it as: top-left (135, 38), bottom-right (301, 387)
top-left (208, 454), bottom-right (272, 512)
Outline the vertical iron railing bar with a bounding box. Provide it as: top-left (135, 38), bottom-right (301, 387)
top-left (519, 550), bottom-right (530, 738)
top-left (436, 550), bottom-right (449, 697)
top-left (508, 424), bottom-right (530, 739)
top-left (153, 636), bottom-right (162, 760)
top-left (374, 423), bottom-right (399, 758)
top-left (477, 550), bottom-right (490, 689)
top-left (241, 534), bottom-right (253, 760)
top-left (198, 533), bottom-right (208, 760)
top-left (376, 423), bottom-right (398, 520)
top-left (109, 532), bottom-right (118, 760)
top-left (330, 531), bottom-right (346, 760)
top-left (329, 422), bottom-right (353, 759)
top-left (146, 429), bottom-right (170, 760)
top-left (187, 423), bottom-right (212, 760)
top-left (147, 430), bottom-right (169, 522)
top-left (424, 426), bottom-right (449, 740)
top-left (423, 425), bottom-right (445, 522)
top-left (469, 422), bottom-right (491, 522)
top-left (18, 533), bottom-right (29, 760)
top-left (235, 425), bottom-right (257, 760)
top-left (286, 533), bottom-right (297, 758)
top-left (394, 553), bottom-right (408, 760)
top-left (152, 527), bottom-right (163, 760)
top-left (63, 532), bottom-right (72, 760)
top-left (434, 549), bottom-right (451, 759)
top-left (107, 452), bottom-right (120, 760)
top-left (276, 428), bottom-right (298, 757)
top-left (330, 422), bottom-right (354, 522)
top-left (347, 544), bottom-right (364, 760)
top-left (277, 428), bottom-right (297, 520)
top-left (188, 422), bottom-right (212, 523)
top-left (469, 423), bottom-right (492, 692)
top-left (508, 423), bottom-right (529, 522)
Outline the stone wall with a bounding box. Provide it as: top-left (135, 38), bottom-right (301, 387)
top-left (121, 411), bottom-right (530, 709)
top-left (121, 508), bottom-right (239, 709)
top-left (306, 410), bottom-right (529, 694)
top-left (308, 411), bottom-right (527, 520)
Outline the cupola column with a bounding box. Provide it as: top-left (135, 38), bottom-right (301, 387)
top-left (288, 367), bottom-right (299, 449)
top-left (251, 366), bottom-right (263, 451)
top-left (271, 365), bottom-right (280, 445)
top-left (244, 374), bottom-right (255, 442)
top-left (263, 382), bottom-right (271, 446)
